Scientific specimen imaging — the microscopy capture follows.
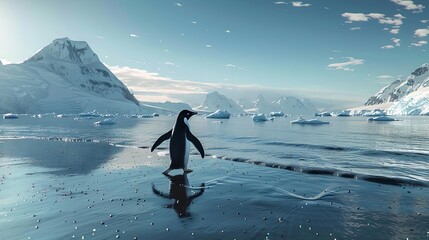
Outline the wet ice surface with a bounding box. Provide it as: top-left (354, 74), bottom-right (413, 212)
top-left (1, 115), bottom-right (429, 239)
top-left (0, 141), bottom-right (428, 240)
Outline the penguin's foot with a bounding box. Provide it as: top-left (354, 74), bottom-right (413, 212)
top-left (184, 168), bottom-right (193, 173)
top-left (162, 168), bottom-right (171, 175)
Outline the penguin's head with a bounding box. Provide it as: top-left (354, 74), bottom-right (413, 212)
top-left (179, 110), bottom-right (197, 120)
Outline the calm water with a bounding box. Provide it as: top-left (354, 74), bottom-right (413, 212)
top-left (1, 114), bottom-right (429, 186)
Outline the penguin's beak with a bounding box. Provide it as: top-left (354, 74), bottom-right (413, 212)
top-left (191, 111), bottom-right (198, 116)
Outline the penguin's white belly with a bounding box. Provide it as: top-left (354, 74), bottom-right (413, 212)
top-left (184, 138), bottom-right (190, 168)
top-left (183, 118), bottom-right (191, 169)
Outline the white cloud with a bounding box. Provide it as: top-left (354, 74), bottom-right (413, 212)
top-left (108, 65), bottom-right (363, 109)
top-left (274, 1), bottom-right (287, 4)
top-left (96, 36), bottom-right (104, 39)
top-left (342, 12), bottom-right (404, 29)
top-left (176, 2), bottom-right (182, 7)
top-left (390, 29), bottom-right (400, 34)
top-left (392, 38), bottom-right (401, 46)
top-left (205, 44), bottom-right (212, 48)
top-left (327, 57), bottom-right (364, 71)
top-left (377, 75), bottom-right (395, 83)
top-left (415, 28), bottom-right (429, 37)
top-left (421, 20), bottom-right (429, 23)
top-left (164, 62), bottom-right (176, 66)
top-left (377, 17), bottom-right (403, 26)
top-left (130, 34), bottom-right (139, 38)
top-left (108, 65), bottom-right (212, 102)
top-left (342, 13), bottom-right (369, 22)
top-left (380, 37), bottom-right (400, 49)
top-left (225, 29), bottom-right (231, 33)
top-left (377, 75), bottom-right (394, 79)
top-left (226, 64), bottom-right (242, 70)
top-left (292, 2), bottom-right (311, 7)
top-left (391, 0), bottom-right (425, 12)
top-left (367, 13), bottom-right (385, 19)
top-left (394, 14), bottom-right (406, 19)
top-left (350, 27), bottom-right (361, 31)
top-left (411, 40), bottom-right (428, 47)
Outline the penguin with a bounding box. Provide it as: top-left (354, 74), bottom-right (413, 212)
top-left (151, 110), bottom-right (204, 174)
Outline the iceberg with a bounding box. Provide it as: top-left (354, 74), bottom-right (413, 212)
top-left (363, 110), bottom-right (385, 117)
top-left (367, 116), bottom-right (398, 122)
top-left (139, 114), bottom-right (154, 118)
top-left (252, 114), bottom-right (273, 122)
top-left (79, 111), bottom-right (100, 118)
top-left (291, 117), bottom-right (329, 125)
top-left (335, 110), bottom-right (351, 117)
top-left (3, 113), bottom-right (18, 119)
top-left (94, 118), bottom-right (116, 125)
top-left (206, 109), bottom-right (231, 119)
top-left (269, 111), bottom-right (285, 117)
top-left (314, 112), bottom-right (332, 117)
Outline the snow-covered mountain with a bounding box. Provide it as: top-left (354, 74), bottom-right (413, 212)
top-left (245, 95), bottom-right (317, 115)
top-left (237, 97), bottom-right (252, 109)
top-left (362, 63), bottom-right (429, 115)
top-left (365, 64), bottom-right (429, 106)
top-left (388, 86), bottom-right (429, 115)
top-left (194, 91), bottom-right (245, 113)
top-left (248, 95), bottom-right (272, 113)
top-left (272, 97), bottom-right (318, 115)
top-left (0, 38), bottom-right (142, 114)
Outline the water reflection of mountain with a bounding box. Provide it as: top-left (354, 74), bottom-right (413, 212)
top-left (0, 139), bottom-right (121, 175)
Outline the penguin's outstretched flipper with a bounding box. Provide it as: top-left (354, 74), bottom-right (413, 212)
top-left (186, 128), bottom-right (205, 158)
top-left (151, 129), bottom-right (172, 152)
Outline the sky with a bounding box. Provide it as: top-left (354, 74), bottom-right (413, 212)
top-left (0, 0), bottom-right (428, 109)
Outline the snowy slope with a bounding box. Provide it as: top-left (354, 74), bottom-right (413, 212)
top-left (365, 64), bottom-right (429, 105)
top-left (272, 97), bottom-right (318, 116)
top-left (0, 38), bottom-right (142, 114)
top-left (387, 86), bottom-right (429, 115)
top-left (237, 97), bottom-right (252, 109)
top-left (247, 95), bottom-right (273, 113)
top-left (194, 91), bottom-right (245, 113)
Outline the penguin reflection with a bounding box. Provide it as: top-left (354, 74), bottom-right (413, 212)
top-left (152, 173), bottom-right (205, 218)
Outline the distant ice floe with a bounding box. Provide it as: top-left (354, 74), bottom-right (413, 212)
top-left (334, 110), bottom-right (351, 117)
top-left (290, 117), bottom-right (329, 125)
top-left (206, 109), bottom-right (231, 119)
top-left (79, 111), bottom-right (101, 118)
top-left (269, 111), bottom-right (285, 117)
top-left (367, 116), bottom-right (399, 122)
top-left (252, 114), bottom-right (273, 122)
top-left (94, 118), bottom-right (116, 125)
top-left (314, 112), bottom-right (332, 117)
top-left (3, 113), bottom-right (18, 119)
